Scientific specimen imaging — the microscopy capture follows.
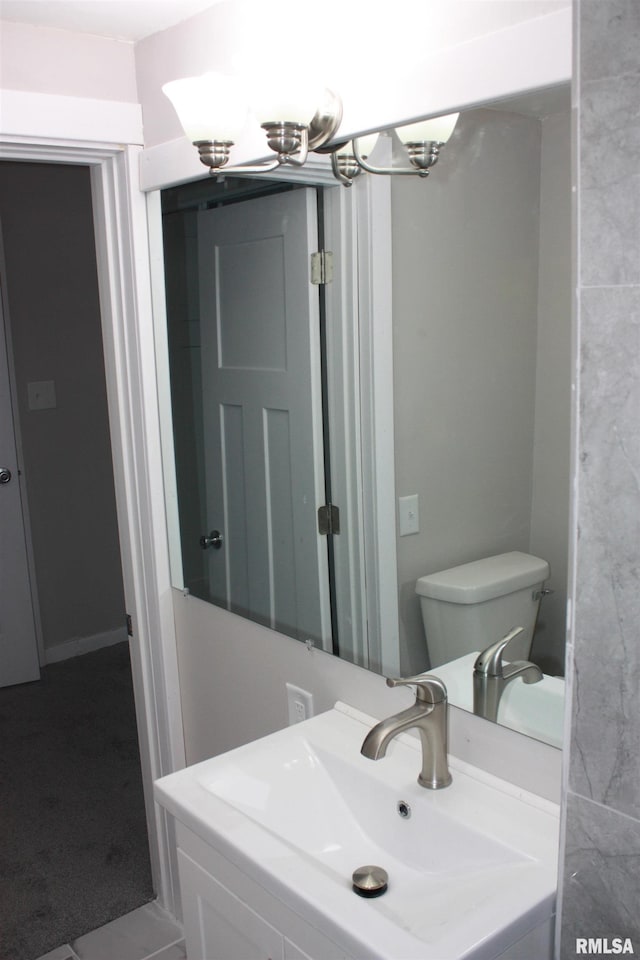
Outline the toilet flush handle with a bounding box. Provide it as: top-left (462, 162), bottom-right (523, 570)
top-left (533, 587), bottom-right (554, 601)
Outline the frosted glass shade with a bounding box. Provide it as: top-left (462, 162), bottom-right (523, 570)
top-left (251, 79), bottom-right (325, 126)
top-left (396, 113), bottom-right (460, 144)
top-left (345, 133), bottom-right (379, 158)
top-left (163, 73), bottom-right (248, 143)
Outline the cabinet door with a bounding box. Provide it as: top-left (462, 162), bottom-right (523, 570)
top-left (178, 849), bottom-right (283, 960)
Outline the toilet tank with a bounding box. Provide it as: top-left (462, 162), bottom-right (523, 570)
top-left (415, 551), bottom-right (550, 668)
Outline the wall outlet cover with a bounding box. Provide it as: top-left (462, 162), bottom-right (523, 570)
top-left (286, 682), bottom-right (314, 725)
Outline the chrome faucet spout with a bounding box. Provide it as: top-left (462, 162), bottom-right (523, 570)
top-left (502, 660), bottom-right (544, 684)
top-left (360, 675), bottom-right (451, 789)
top-left (361, 702), bottom-right (433, 760)
top-left (473, 627), bottom-right (543, 723)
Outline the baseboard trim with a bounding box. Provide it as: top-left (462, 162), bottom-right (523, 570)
top-left (43, 627), bottom-right (128, 665)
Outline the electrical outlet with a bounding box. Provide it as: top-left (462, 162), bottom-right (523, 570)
top-left (286, 682), bottom-right (314, 725)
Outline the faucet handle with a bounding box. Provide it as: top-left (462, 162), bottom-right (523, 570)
top-left (386, 674), bottom-right (448, 704)
top-left (474, 626), bottom-right (525, 678)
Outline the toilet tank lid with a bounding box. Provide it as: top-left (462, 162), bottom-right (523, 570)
top-left (415, 552), bottom-right (550, 604)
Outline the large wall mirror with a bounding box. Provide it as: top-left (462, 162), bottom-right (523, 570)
top-left (159, 83), bottom-right (571, 750)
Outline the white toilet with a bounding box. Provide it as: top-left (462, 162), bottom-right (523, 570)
top-left (415, 551), bottom-right (550, 668)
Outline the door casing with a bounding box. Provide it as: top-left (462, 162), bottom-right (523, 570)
top-left (1, 93), bottom-right (187, 916)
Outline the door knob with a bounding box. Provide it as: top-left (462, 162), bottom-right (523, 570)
top-left (200, 529), bottom-right (223, 550)
top-left (0, 468), bottom-right (11, 484)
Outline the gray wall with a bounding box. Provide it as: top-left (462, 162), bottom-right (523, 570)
top-left (529, 109), bottom-right (573, 674)
top-left (0, 162), bottom-right (126, 655)
top-left (559, 0), bottom-right (640, 953)
top-left (392, 106), bottom-right (571, 677)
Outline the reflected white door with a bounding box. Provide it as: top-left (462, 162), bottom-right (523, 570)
top-left (198, 188), bottom-right (331, 649)
top-left (0, 263), bottom-right (40, 687)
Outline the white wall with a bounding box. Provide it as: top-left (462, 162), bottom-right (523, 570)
top-left (0, 20), bottom-right (137, 103)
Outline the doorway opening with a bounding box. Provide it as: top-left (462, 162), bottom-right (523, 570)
top-left (0, 160), bottom-right (153, 960)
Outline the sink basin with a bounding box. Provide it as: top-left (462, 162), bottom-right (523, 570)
top-left (155, 701), bottom-right (559, 960)
top-left (433, 652), bottom-right (565, 747)
top-left (199, 723), bottom-right (526, 879)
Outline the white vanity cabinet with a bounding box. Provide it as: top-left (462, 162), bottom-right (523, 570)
top-left (175, 823), bottom-right (355, 960)
top-left (155, 705), bottom-right (560, 960)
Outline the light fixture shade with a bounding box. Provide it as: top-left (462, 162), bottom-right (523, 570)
top-left (250, 79), bottom-right (325, 126)
top-left (163, 73), bottom-right (248, 143)
top-left (396, 113), bottom-right (460, 144)
top-left (342, 133), bottom-right (379, 158)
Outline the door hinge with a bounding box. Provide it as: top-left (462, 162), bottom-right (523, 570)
top-left (318, 503), bottom-right (340, 535)
top-left (126, 614), bottom-right (133, 638)
top-left (310, 250), bottom-right (334, 285)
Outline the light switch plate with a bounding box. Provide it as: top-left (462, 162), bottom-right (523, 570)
top-left (27, 379), bottom-right (56, 410)
top-left (399, 494), bottom-right (420, 536)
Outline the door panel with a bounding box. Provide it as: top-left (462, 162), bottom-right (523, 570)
top-left (0, 262), bottom-right (40, 687)
top-left (198, 188), bottom-right (331, 649)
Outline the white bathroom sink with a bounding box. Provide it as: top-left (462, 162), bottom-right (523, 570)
top-left (155, 702), bottom-right (559, 960)
top-left (433, 652), bottom-right (565, 747)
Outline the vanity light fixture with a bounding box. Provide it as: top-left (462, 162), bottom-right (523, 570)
top-left (163, 72), bottom-right (458, 186)
top-left (163, 72), bottom-right (343, 175)
top-left (336, 113), bottom-right (460, 187)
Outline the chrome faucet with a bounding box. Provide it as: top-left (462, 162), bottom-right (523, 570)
top-left (473, 626), bottom-right (543, 723)
top-left (361, 675), bottom-right (452, 789)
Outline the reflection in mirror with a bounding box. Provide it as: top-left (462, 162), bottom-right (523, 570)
top-left (392, 93), bottom-right (571, 746)
top-left (390, 92), bottom-right (571, 747)
top-left (162, 179), bottom-right (335, 650)
top-left (160, 86), bottom-right (571, 749)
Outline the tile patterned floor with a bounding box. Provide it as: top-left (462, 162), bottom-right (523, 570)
top-left (34, 902), bottom-right (185, 960)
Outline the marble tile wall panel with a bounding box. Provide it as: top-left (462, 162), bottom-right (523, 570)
top-left (579, 0), bottom-right (640, 288)
top-left (561, 793), bottom-right (640, 956)
top-left (561, 0), bottom-right (640, 955)
top-left (580, 0), bottom-right (640, 84)
top-left (569, 287), bottom-right (640, 818)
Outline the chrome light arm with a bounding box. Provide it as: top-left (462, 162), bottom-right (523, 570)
top-left (330, 151), bottom-right (362, 187)
top-left (195, 124), bottom-right (310, 177)
top-left (195, 139), bottom-right (282, 175)
top-left (352, 137), bottom-right (443, 178)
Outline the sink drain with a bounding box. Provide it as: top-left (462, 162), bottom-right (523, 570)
top-left (352, 864), bottom-right (388, 898)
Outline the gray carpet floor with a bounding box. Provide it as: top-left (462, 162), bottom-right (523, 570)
top-left (0, 642), bottom-right (154, 960)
